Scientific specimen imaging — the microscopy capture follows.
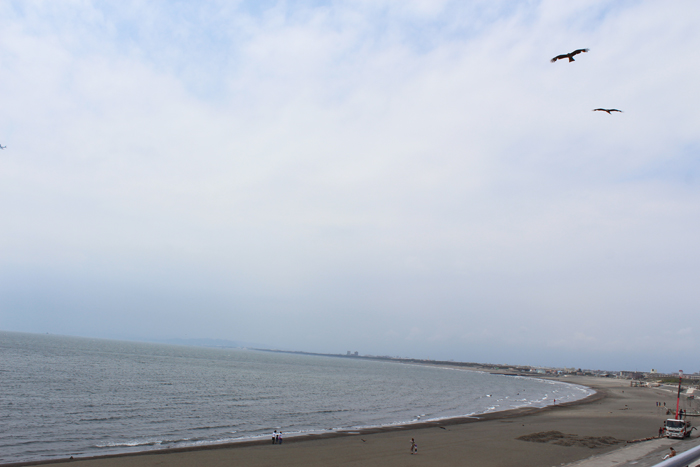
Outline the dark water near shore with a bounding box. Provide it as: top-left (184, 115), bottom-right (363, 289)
top-left (0, 331), bottom-right (592, 464)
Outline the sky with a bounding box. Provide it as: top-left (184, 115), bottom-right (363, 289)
top-left (1, 0), bottom-right (699, 373)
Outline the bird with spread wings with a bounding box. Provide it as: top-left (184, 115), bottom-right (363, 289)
top-left (0, 144), bottom-right (6, 149)
top-left (592, 108), bottom-right (623, 114)
top-left (551, 49), bottom-right (589, 63)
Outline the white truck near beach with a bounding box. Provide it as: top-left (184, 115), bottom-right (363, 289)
top-left (665, 419), bottom-right (693, 439)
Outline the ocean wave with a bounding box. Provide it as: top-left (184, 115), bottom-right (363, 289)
top-left (96, 440), bottom-right (166, 448)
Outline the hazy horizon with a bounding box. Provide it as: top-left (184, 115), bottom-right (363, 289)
top-left (0, 329), bottom-right (684, 374)
top-left (2, 1), bottom-right (699, 374)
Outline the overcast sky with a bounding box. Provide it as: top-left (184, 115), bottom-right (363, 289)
top-left (1, 1), bottom-right (699, 372)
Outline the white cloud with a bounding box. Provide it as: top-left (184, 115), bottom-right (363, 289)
top-left (1, 1), bottom-right (699, 371)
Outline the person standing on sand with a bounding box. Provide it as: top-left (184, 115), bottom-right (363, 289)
top-left (272, 430), bottom-right (277, 444)
top-left (410, 438), bottom-right (417, 455)
top-left (278, 432), bottom-right (283, 444)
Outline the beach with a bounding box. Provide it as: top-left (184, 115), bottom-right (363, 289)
top-left (9, 376), bottom-right (691, 467)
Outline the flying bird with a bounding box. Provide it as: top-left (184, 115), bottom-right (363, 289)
top-left (551, 49), bottom-right (589, 63)
top-left (593, 108), bottom-right (623, 114)
top-left (0, 144), bottom-right (6, 149)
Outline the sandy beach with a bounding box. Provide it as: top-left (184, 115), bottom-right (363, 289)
top-left (7, 376), bottom-right (693, 467)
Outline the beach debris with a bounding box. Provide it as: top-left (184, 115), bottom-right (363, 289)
top-left (361, 439), bottom-right (366, 442)
top-left (551, 48), bottom-right (589, 63)
top-left (627, 436), bottom-right (657, 443)
top-left (517, 431), bottom-right (624, 448)
top-left (439, 426), bottom-right (447, 430)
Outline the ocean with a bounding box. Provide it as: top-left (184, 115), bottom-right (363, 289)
top-left (0, 331), bottom-right (592, 464)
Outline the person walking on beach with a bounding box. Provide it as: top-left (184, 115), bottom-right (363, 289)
top-left (272, 430), bottom-right (277, 444)
top-left (278, 432), bottom-right (283, 444)
top-left (410, 438), bottom-right (417, 455)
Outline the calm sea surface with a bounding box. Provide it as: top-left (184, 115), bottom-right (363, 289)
top-left (0, 331), bottom-right (592, 464)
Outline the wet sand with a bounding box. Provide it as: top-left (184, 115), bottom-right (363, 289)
top-left (6, 376), bottom-right (685, 467)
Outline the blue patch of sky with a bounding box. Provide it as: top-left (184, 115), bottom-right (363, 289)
top-left (365, 1), bottom-right (529, 54)
top-left (616, 143), bottom-right (700, 186)
top-left (560, 0), bottom-right (640, 34)
top-left (87, 3), bottom-right (244, 100)
top-left (5, 0), bottom-right (634, 102)
top-left (89, 1), bottom-right (533, 101)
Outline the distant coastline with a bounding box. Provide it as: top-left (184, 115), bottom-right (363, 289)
top-left (252, 347), bottom-right (540, 377)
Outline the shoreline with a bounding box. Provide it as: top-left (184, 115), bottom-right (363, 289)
top-left (5, 376), bottom-right (684, 467)
top-left (2, 377), bottom-right (603, 467)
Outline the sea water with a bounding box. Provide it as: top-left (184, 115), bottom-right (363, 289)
top-left (0, 331), bottom-right (592, 464)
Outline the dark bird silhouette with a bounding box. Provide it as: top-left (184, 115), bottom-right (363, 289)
top-left (593, 108), bottom-right (623, 114)
top-left (551, 49), bottom-right (589, 63)
top-left (0, 144), bottom-right (6, 149)
top-left (439, 426), bottom-right (447, 430)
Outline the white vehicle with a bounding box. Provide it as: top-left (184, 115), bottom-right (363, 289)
top-left (665, 419), bottom-right (693, 439)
